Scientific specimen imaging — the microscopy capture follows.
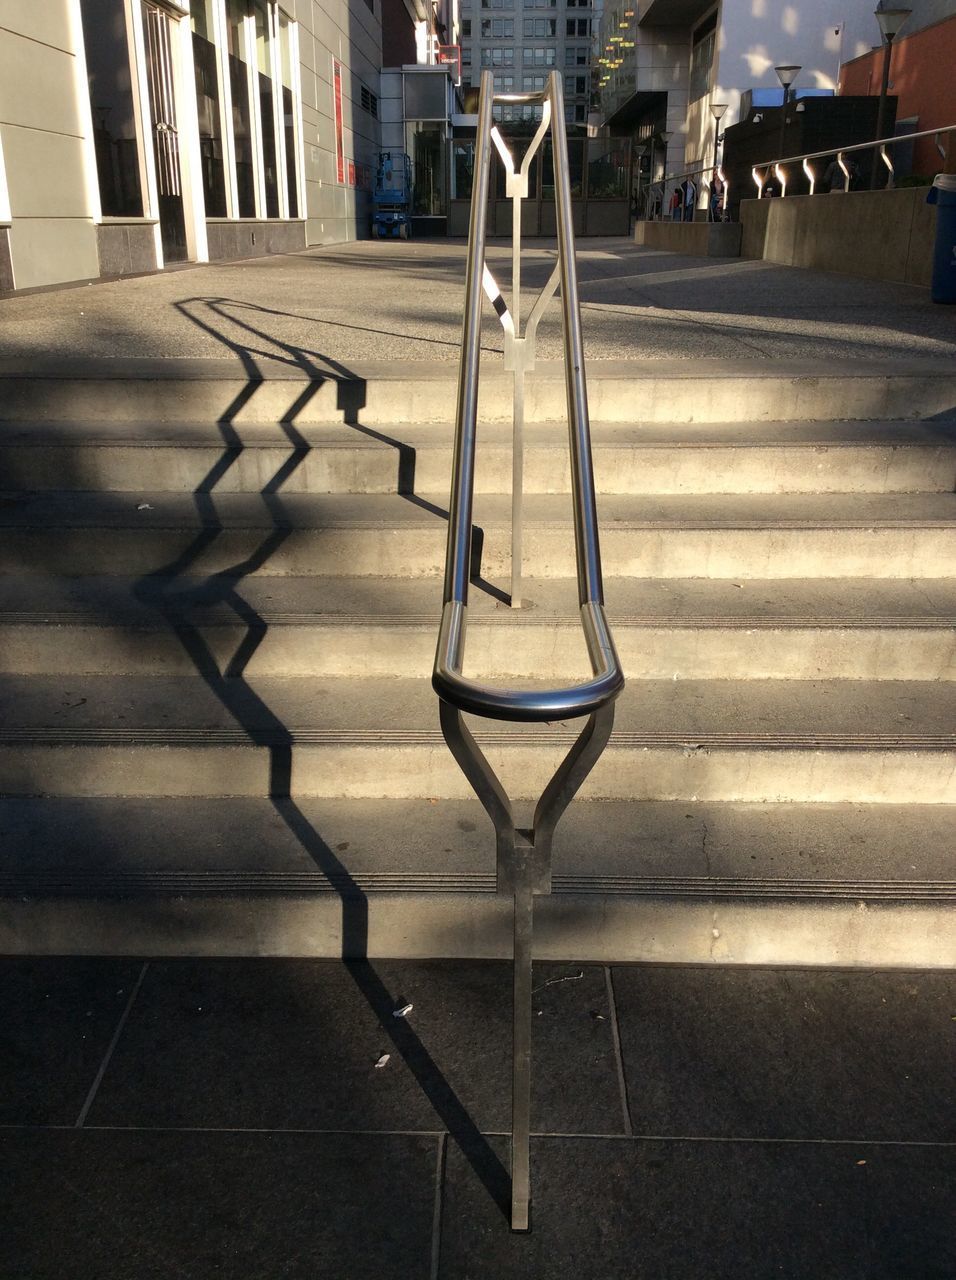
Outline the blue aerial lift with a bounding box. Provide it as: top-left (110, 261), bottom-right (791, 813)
top-left (372, 151), bottom-right (412, 239)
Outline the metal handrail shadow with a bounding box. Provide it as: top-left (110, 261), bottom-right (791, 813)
top-left (133, 295), bottom-right (511, 1215)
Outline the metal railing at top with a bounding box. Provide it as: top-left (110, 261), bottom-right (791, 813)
top-left (432, 68), bottom-right (624, 1232)
top-left (751, 123), bottom-right (956, 197)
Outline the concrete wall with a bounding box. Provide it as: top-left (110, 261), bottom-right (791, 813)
top-left (0, 0), bottom-right (99, 289)
top-left (712, 0), bottom-right (848, 131)
top-left (739, 186), bottom-right (936, 286)
top-left (635, 219), bottom-right (742, 256)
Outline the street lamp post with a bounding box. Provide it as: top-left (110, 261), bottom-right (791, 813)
top-left (650, 130), bottom-right (671, 218)
top-left (710, 102), bottom-right (728, 171)
top-left (710, 103), bottom-right (728, 220)
top-left (871, 4), bottom-right (911, 188)
top-left (774, 65), bottom-right (801, 169)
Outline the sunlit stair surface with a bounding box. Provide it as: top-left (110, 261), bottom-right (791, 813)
top-left (1, 358), bottom-right (955, 966)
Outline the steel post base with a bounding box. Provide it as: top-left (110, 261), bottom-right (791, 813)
top-left (439, 700), bottom-right (615, 1231)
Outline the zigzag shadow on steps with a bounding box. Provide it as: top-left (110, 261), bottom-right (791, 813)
top-left (173, 296), bottom-right (508, 604)
top-left (129, 301), bottom-right (512, 1220)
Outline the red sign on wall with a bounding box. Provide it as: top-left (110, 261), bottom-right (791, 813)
top-left (437, 45), bottom-right (461, 86)
top-left (332, 59), bottom-right (345, 184)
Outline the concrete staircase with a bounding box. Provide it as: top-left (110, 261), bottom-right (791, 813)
top-left (2, 358), bottom-right (955, 966)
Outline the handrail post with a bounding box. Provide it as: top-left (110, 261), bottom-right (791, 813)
top-left (433, 69), bottom-right (624, 1235)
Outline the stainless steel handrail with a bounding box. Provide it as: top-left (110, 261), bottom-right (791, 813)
top-left (433, 70), bottom-right (624, 719)
top-left (432, 69), bottom-right (624, 1234)
top-left (751, 122), bottom-right (956, 196)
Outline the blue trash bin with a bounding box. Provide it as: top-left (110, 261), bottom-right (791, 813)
top-left (927, 174), bottom-right (956, 304)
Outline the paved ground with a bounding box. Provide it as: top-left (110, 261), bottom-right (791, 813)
top-left (2, 956), bottom-right (953, 1278)
top-left (1, 238), bottom-right (954, 368)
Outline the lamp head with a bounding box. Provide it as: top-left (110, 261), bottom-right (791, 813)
top-left (660, 130), bottom-right (673, 144)
top-left (710, 102), bottom-right (729, 121)
top-left (774, 64), bottom-right (801, 88)
top-left (875, 5), bottom-right (911, 40)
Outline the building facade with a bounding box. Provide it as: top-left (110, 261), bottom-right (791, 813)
top-left (839, 1), bottom-right (956, 177)
top-left (458, 0), bottom-right (597, 127)
top-left (594, 0), bottom-right (888, 209)
top-left (0, 0), bottom-right (384, 290)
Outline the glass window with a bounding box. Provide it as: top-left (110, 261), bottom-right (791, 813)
top-left (190, 0), bottom-right (227, 216)
top-left (79, 0), bottom-right (144, 216)
top-left (278, 11), bottom-right (298, 217)
top-left (226, 0), bottom-right (256, 215)
top-left (481, 47), bottom-right (514, 66)
top-left (452, 141), bottom-right (474, 199)
top-left (522, 74), bottom-right (545, 91)
top-left (566, 18), bottom-right (589, 36)
top-left (689, 11), bottom-right (717, 101)
top-left (253, 0), bottom-right (279, 217)
top-left (587, 139), bottom-right (626, 197)
top-left (522, 47), bottom-right (555, 66)
top-left (480, 17), bottom-right (513, 36)
top-left (522, 18), bottom-right (555, 36)
top-left (565, 45), bottom-right (588, 66)
top-left (461, 18), bottom-right (471, 35)
top-left (407, 122), bottom-right (446, 216)
top-left (542, 139), bottom-right (583, 197)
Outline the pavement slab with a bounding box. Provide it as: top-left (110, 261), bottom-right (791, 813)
top-left (86, 958), bottom-right (626, 1136)
top-left (0, 956), bottom-right (143, 1125)
top-left (0, 1128), bottom-right (438, 1280)
top-left (0, 239), bottom-right (953, 367)
top-left (612, 966), bottom-right (956, 1143)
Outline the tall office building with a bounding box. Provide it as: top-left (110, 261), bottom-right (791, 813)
top-left (458, 0), bottom-right (598, 126)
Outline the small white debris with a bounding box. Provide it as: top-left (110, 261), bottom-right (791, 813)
top-left (392, 1003), bottom-right (413, 1019)
top-left (532, 971), bottom-right (584, 994)
top-left (711, 928), bottom-right (721, 939)
top-left (136, 502), bottom-right (153, 511)
top-left (374, 1053), bottom-right (390, 1069)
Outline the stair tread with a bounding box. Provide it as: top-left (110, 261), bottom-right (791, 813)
top-left (2, 575), bottom-right (956, 627)
top-left (1, 674), bottom-right (954, 743)
top-left (0, 797), bottom-right (952, 892)
top-left (4, 489), bottom-right (956, 528)
top-left (2, 418), bottom-right (955, 446)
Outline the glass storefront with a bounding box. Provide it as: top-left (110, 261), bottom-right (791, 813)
top-left (254, 0), bottom-right (280, 217)
top-left (191, 0), bottom-right (228, 216)
top-left (226, 0), bottom-right (257, 216)
top-left (79, 0), bottom-right (144, 217)
top-left (278, 13), bottom-right (299, 217)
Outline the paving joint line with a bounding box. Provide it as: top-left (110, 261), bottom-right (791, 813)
top-left (429, 1132), bottom-right (447, 1280)
top-left (73, 960), bottom-right (148, 1128)
top-left (2, 1122), bottom-right (952, 1147)
top-left (605, 965), bottom-right (632, 1138)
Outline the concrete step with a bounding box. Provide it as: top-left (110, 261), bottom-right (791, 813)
top-left (3, 490), bottom-right (956, 578)
top-left (0, 797), bottom-right (952, 966)
top-left (1, 675), bottom-right (953, 803)
top-left (2, 419), bottom-right (955, 494)
top-left (2, 576), bottom-right (955, 680)
top-left (2, 357), bottom-right (955, 425)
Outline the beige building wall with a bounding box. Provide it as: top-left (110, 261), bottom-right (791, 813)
top-left (293, 0), bottom-right (382, 245)
top-left (0, 0), bottom-right (383, 291)
top-left (0, 0), bottom-right (99, 289)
